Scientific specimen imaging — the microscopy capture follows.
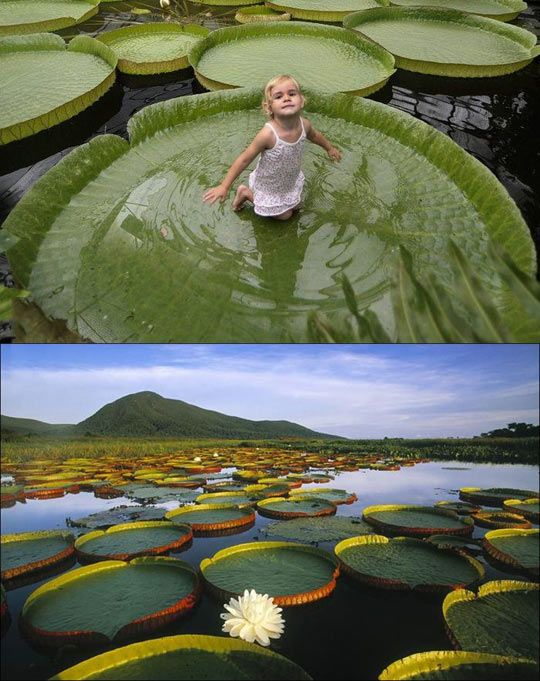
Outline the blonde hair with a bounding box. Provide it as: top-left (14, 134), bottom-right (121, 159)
top-left (262, 75), bottom-right (304, 118)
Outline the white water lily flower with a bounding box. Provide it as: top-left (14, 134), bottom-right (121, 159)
top-left (221, 589), bottom-right (285, 647)
top-left (159, 0), bottom-right (170, 8)
top-left (213, 453), bottom-right (219, 458)
top-left (193, 456), bottom-right (202, 462)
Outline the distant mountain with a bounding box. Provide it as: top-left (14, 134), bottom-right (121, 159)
top-left (1, 415), bottom-right (73, 436)
top-left (1, 391), bottom-right (341, 439)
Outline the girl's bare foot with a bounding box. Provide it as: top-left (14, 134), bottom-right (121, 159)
top-left (232, 184), bottom-right (253, 211)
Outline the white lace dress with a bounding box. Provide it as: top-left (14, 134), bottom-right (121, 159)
top-left (248, 119), bottom-right (306, 216)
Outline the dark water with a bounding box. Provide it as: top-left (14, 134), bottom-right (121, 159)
top-left (1, 461), bottom-right (538, 680)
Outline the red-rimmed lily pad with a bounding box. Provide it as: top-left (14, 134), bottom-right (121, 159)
top-left (443, 580), bottom-right (539, 658)
top-left (74, 521), bottom-right (193, 562)
top-left (265, 515), bottom-right (373, 543)
top-left (290, 487), bottom-right (357, 505)
top-left (165, 503), bottom-right (256, 534)
top-left (335, 535), bottom-right (484, 591)
top-left (21, 557), bottom-right (200, 647)
top-left (427, 535), bottom-right (482, 555)
top-left (195, 491), bottom-right (257, 507)
top-left (200, 541), bottom-right (339, 606)
top-left (379, 650), bottom-right (539, 680)
top-left (256, 496), bottom-right (337, 519)
top-left (363, 504), bottom-right (474, 537)
top-left (436, 500), bottom-right (481, 515)
top-left (51, 634), bottom-right (312, 680)
top-left (472, 511), bottom-right (532, 530)
top-left (503, 499), bottom-right (539, 524)
top-left (1, 530), bottom-right (74, 580)
top-left (459, 487), bottom-right (538, 507)
top-left (482, 528), bottom-right (539, 578)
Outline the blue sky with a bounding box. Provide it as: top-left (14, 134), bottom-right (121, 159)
top-left (1, 345), bottom-right (538, 438)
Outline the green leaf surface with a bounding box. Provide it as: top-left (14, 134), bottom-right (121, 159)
top-left (0, 33), bottom-right (117, 144)
top-left (52, 635), bottom-right (312, 680)
top-left (484, 529), bottom-right (539, 570)
top-left (265, 515), bottom-right (373, 543)
top-left (389, 0), bottom-right (527, 22)
top-left (75, 523), bottom-right (191, 558)
top-left (201, 542), bottom-right (337, 597)
top-left (443, 581), bottom-right (539, 658)
top-left (266, 0), bottom-right (388, 22)
top-left (3, 88), bottom-right (534, 342)
top-left (343, 7), bottom-right (538, 76)
top-left (1, 531), bottom-right (73, 574)
top-left (67, 506), bottom-right (167, 529)
top-left (336, 536), bottom-right (482, 588)
top-left (0, 0), bottom-right (99, 35)
top-left (379, 651), bottom-right (539, 680)
top-left (97, 23), bottom-right (209, 75)
top-left (22, 558), bottom-right (198, 640)
top-left (189, 21), bottom-right (395, 94)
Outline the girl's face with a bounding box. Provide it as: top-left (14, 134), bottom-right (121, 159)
top-left (267, 80), bottom-right (303, 118)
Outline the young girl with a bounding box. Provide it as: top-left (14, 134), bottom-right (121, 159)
top-left (203, 75), bottom-right (342, 220)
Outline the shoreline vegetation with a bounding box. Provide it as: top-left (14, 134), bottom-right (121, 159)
top-left (1, 435), bottom-right (538, 466)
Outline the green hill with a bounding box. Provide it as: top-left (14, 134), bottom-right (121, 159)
top-left (1, 415), bottom-right (74, 436)
top-left (2, 391), bottom-right (340, 439)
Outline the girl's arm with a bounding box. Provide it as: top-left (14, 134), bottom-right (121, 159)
top-left (203, 128), bottom-right (272, 204)
top-left (304, 118), bottom-right (342, 162)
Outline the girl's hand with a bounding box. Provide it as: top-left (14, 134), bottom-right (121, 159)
top-left (327, 146), bottom-right (342, 162)
top-left (203, 185), bottom-right (228, 204)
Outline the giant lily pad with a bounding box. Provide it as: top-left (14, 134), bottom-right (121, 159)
top-left (74, 521), bottom-right (193, 562)
top-left (388, 0), bottom-right (527, 22)
top-left (335, 535), bottom-right (484, 591)
top-left (266, 0), bottom-right (389, 22)
top-left (443, 580), bottom-right (539, 658)
top-left (52, 634), bottom-right (312, 680)
top-left (67, 506), bottom-right (167, 530)
top-left (379, 651), bottom-right (539, 680)
top-left (1, 530), bottom-right (75, 580)
top-left (435, 501), bottom-right (481, 515)
top-left (503, 499), bottom-right (539, 524)
top-left (459, 487), bottom-right (538, 507)
top-left (195, 491), bottom-right (256, 507)
top-left (472, 511), bottom-right (532, 529)
top-left (0, 33), bottom-right (117, 145)
top-left (200, 541), bottom-right (339, 605)
top-left (363, 505), bottom-right (474, 537)
top-left (256, 496), bottom-right (337, 519)
top-left (236, 5), bottom-right (291, 23)
top-left (3, 87), bottom-right (535, 342)
top-left (21, 557), bottom-right (200, 646)
top-left (165, 503), bottom-right (256, 533)
top-left (97, 23), bottom-right (209, 75)
top-left (343, 7), bottom-right (539, 76)
top-left (189, 21), bottom-right (395, 95)
top-left (0, 0), bottom-right (99, 35)
top-left (265, 515), bottom-right (372, 543)
top-left (482, 529), bottom-right (539, 577)
top-left (120, 484), bottom-right (198, 504)
top-left (290, 487), bottom-right (357, 505)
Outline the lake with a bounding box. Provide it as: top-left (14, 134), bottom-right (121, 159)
top-left (1, 460), bottom-right (538, 680)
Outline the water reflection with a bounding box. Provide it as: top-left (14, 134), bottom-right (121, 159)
top-left (0, 461), bottom-right (538, 681)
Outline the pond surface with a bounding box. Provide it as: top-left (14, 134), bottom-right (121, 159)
top-left (0, 3), bottom-right (538, 340)
top-left (1, 460), bottom-right (538, 680)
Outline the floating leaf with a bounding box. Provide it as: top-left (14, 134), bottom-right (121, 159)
top-left (52, 634), bottom-right (312, 680)
top-left (265, 515), bottom-right (372, 543)
top-left (443, 580), bottom-right (539, 658)
top-left (343, 7), bottom-right (539, 76)
top-left (201, 541), bottom-right (339, 605)
top-left (335, 535), bottom-right (484, 591)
